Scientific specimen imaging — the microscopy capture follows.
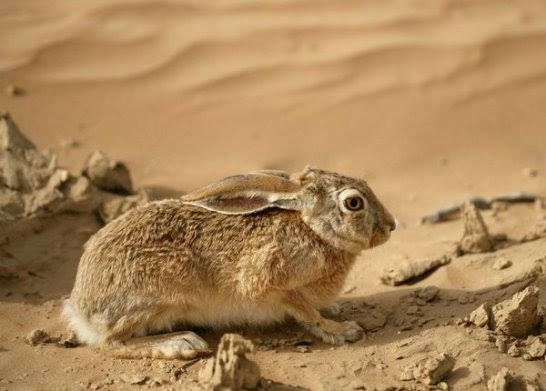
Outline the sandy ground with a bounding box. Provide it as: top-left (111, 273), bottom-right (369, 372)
top-left (1, 0), bottom-right (546, 389)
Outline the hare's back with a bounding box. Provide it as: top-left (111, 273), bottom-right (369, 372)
top-left (81, 199), bottom-right (302, 272)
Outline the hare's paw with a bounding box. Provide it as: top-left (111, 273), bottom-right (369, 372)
top-left (320, 303), bottom-right (341, 318)
top-left (309, 319), bottom-right (364, 345)
top-left (155, 331), bottom-right (210, 359)
top-left (110, 331), bottom-right (211, 360)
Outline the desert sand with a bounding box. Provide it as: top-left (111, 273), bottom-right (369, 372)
top-left (1, 0), bottom-right (546, 389)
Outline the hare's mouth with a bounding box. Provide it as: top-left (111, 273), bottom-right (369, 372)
top-left (370, 231), bottom-right (391, 248)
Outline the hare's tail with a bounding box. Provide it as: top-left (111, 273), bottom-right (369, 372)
top-left (62, 300), bottom-right (102, 345)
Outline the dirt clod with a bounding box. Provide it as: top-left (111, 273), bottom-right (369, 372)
top-left (58, 332), bottom-right (79, 348)
top-left (487, 367), bottom-right (511, 391)
top-left (492, 258), bottom-right (512, 270)
top-left (522, 168), bottom-right (538, 178)
top-left (82, 150), bottom-right (133, 195)
top-left (5, 85), bottom-right (24, 97)
top-left (121, 374), bottom-right (148, 385)
top-left (507, 345), bottom-right (521, 357)
top-left (399, 353), bottom-right (455, 385)
top-left (525, 336), bottom-right (546, 359)
top-left (490, 286), bottom-right (541, 338)
top-left (0, 114), bottom-right (101, 218)
top-left (381, 257), bottom-right (450, 286)
top-left (465, 302), bottom-right (492, 328)
top-left (98, 189), bottom-right (149, 224)
top-left (295, 345), bottom-right (311, 353)
top-left (416, 286), bottom-right (440, 302)
top-left (521, 220), bottom-right (546, 242)
top-left (199, 334), bottom-right (260, 390)
top-left (26, 329), bottom-right (51, 346)
top-left (458, 202), bottom-right (495, 254)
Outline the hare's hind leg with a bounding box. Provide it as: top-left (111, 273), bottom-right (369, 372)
top-left (100, 304), bottom-right (211, 359)
top-left (108, 331), bottom-right (211, 359)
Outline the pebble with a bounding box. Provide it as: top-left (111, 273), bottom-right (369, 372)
top-left (492, 258), bottom-right (512, 270)
top-left (121, 374), bottom-right (148, 385)
top-left (26, 329), bottom-right (50, 346)
top-left (5, 85), bottom-right (23, 97)
top-left (416, 286), bottom-right (440, 302)
top-left (458, 294), bottom-right (476, 305)
top-left (507, 345), bottom-right (521, 357)
top-left (522, 167), bottom-right (538, 178)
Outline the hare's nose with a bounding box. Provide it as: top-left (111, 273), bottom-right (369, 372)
top-left (387, 217), bottom-right (397, 232)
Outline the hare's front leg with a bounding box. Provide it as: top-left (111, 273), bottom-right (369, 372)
top-left (282, 290), bottom-right (363, 345)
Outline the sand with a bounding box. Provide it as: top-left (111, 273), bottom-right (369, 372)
top-left (1, 0), bottom-right (546, 389)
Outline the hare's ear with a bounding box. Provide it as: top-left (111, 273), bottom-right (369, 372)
top-left (248, 169), bottom-right (290, 179)
top-left (181, 173), bottom-right (302, 215)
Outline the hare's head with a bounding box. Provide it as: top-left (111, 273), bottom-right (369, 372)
top-left (182, 167), bottom-right (395, 254)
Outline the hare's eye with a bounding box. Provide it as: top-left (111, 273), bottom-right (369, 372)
top-left (344, 196), bottom-right (364, 211)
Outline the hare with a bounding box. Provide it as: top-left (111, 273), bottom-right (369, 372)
top-left (63, 167), bottom-right (395, 359)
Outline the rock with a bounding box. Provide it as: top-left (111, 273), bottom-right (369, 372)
top-left (0, 189), bottom-right (24, 216)
top-left (491, 201), bottom-right (509, 214)
top-left (525, 336), bottom-right (546, 359)
top-left (399, 353), bottom-right (455, 385)
top-left (5, 85), bottom-right (24, 97)
top-left (27, 169), bottom-right (71, 214)
top-left (458, 202), bottom-right (494, 254)
top-left (98, 189), bottom-right (150, 224)
top-left (59, 138), bottom-right (80, 149)
top-left (82, 150), bottom-right (133, 195)
top-left (490, 286), bottom-right (541, 337)
top-left (0, 112), bottom-right (34, 151)
top-left (521, 220), bottom-right (546, 242)
top-left (26, 329), bottom-right (50, 346)
top-left (465, 302), bottom-right (492, 328)
top-left (488, 369), bottom-right (541, 391)
top-left (487, 368), bottom-right (511, 391)
top-left (416, 286), bottom-right (440, 302)
top-left (295, 345), bottom-right (310, 353)
top-left (64, 176), bottom-right (100, 213)
top-left (381, 256), bottom-right (451, 286)
top-left (458, 294), bottom-right (476, 305)
top-left (495, 335), bottom-right (508, 353)
top-left (492, 258), bottom-right (512, 270)
top-left (358, 311), bottom-right (387, 331)
top-left (522, 168), bottom-right (538, 178)
top-left (121, 374), bottom-right (148, 385)
top-left (0, 113), bottom-right (75, 218)
top-left (343, 285), bottom-right (356, 294)
top-left (406, 305), bottom-right (421, 316)
top-left (0, 114), bottom-right (142, 221)
top-left (507, 345), bottom-right (521, 357)
top-left (58, 332), bottom-right (79, 348)
top-left (199, 334), bottom-right (260, 390)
